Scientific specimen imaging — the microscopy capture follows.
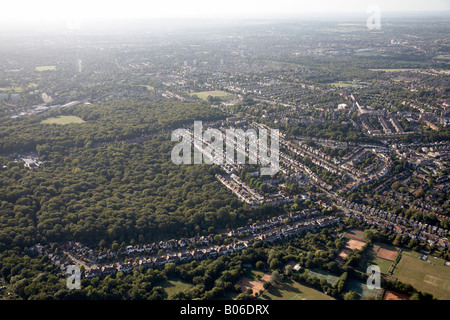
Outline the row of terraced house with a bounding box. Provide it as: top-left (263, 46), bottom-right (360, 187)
top-left (84, 241), bottom-right (250, 278)
top-left (84, 214), bottom-right (341, 279)
top-left (338, 198), bottom-right (449, 249)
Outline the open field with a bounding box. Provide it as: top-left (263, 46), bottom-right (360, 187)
top-left (35, 65), bottom-right (56, 71)
top-left (393, 251), bottom-right (450, 300)
top-left (359, 244), bottom-right (396, 274)
top-left (236, 273), bottom-right (271, 296)
top-left (190, 90), bottom-right (234, 101)
top-left (260, 278), bottom-right (335, 300)
top-left (160, 279), bottom-right (194, 298)
top-left (393, 79), bottom-right (411, 82)
top-left (41, 116), bottom-right (85, 125)
top-left (354, 51), bottom-right (390, 57)
top-left (432, 55), bottom-right (450, 60)
top-left (0, 87), bottom-right (20, 92)
top-left (369, 69), bottom-right (420, 72)
top-left (139, 85), bottom-right (154, 91)
top-left (327, 81), bottom-right (361, 88)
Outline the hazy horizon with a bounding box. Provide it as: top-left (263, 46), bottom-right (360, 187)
top-left (0, 0), bottom-right (449, 36)
top-left (1, 0), bottom-right (450, 23)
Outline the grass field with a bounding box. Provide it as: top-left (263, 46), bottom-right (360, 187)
top-left (354, 51), bottom-right (390, 57)
top-left (243, 269), bottom-right (266, 280)
top-left (190, 90), bottom-right (234, 101)
top-left (369, 69), bottom-right (420, 72)
top-left (139, 85), bottom-right (154, 91)
top-left (160, 279), bottom-right (194, 298)
top-left (393, 251), bottom-right (450, 300)
top-left (432, 55), bottom-right (450, 60)
top-left (41, 115), bottom-right (85, 125)
top-left (35, 66), bottom-right (56, 71)
top-left (359, 244), bottom-right (395, 274)
top-left (0, 87), bottom-right (20, 92)
top-left (259, 278), bottom-right (335, 300)
top-left (327, 82), bottom-right (360, 88)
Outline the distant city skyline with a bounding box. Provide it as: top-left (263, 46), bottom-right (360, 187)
top-left (1, 0), bottom-right (450, 22)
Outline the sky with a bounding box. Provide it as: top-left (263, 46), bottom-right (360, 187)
top-left (1, 0), bottom-right (449, 22)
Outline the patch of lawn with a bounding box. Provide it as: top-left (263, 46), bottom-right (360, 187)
top-left (35, 66), bottom-right (56, 71)
top-left (190, 90), bottom-right (234, 101)
top-left (260, 278), bottom-right (334, 300)
top-left (160, 279), bottom-right (195, 298)
top-left (393, 252), bottom-right (450, 300)
top-left (41, 115), bottom-right (85, 125)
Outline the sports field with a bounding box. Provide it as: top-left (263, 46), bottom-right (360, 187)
top-left (327, 82), bottom-right (359, 88)
top-left (41, 115), bottom-right (85, 124)
top-left (345, 229), bottom-right (365, 241)
top-left (345, 278), bottom-right (383, 300)
top-left (377, 248), bottom-right (397, 261)
top-left (306, 269), bottom-right (340, 286)
top-left (383, 290), bottom-right (410, 300)
top-left (393, 251), bottom-right (450, 300)
top-left (359, 244), bottom-right (395, 274)
top-left (35, 65), bottom-right (57, 71)
top-left (346, 239), bottom-right (365, 250)
top-left (190, 90), bottom-right (234, 101)
top-left (260, 278), bottom-right (334, 300)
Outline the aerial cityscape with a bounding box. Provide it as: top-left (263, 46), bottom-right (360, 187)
top-left (0, 0), bottom-right (449, 308)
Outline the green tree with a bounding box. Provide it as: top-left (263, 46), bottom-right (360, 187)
top-left (344, 291), bottom-right (358, 300)
top-left (270, 270), bottom-right (282, 284)
top-left (269, 258), bottom-right (283, 270)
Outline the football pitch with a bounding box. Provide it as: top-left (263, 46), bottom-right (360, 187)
top-left (393, 251), bottom-right (450, 300)
top-left (190, 90), bottom-right (234, 101)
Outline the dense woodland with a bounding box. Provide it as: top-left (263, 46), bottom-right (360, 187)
top-left (1, 100), bottom-right (275, 249)
top-left (0, 100), bottom-right (224, 153)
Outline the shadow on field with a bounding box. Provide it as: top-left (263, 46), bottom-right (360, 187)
top-left (267, 278), bottom-right (301, 298)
